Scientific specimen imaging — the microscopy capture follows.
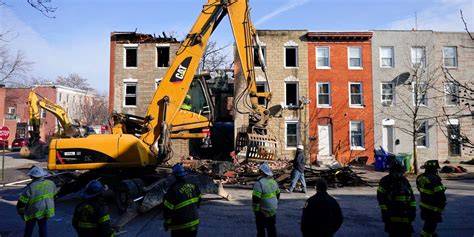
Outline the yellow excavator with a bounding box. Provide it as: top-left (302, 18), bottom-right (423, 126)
top-left (48, 0), bottom-right (277, 219)
top-left (20, 89), bottom-right (84, 159)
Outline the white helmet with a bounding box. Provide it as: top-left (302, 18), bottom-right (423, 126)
top-left (297, 144), bottom-right (304, 150)
top-left (27, 166), bottom-right (48, 178)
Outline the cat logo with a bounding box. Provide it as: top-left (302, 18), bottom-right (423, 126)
top-left (170, 57), bottom-right (192, 84)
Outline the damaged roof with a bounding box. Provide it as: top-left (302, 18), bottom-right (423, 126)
top-left (111, 31), bottom-right (179, 43)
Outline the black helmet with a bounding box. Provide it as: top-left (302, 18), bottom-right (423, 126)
top-left (389, 159), bottom-right (404, 175)
top-left (423, 160), bottom-right (440, 169)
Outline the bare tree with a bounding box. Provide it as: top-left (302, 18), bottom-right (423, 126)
top-left (0, 45), bottom-right (32, 85)
top-left (79, 92), bottom-right (109, 126)
top-left (199, 41), bottom-right (231, 72)
top-left (55, 73), bottom-right (92, 91)
top-left (0, 0), bottom-right (56, 18)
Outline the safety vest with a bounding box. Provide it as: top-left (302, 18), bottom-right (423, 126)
top-left (377, 175), bottom-right (416, 223)
top-left (163, 181), bottom-right (201, 231)
top-left (181, 103), bottom-right (192, 111)
top-left (416, 173), bottom-right (446, 213)
top-left (252, 177), bottom-right (280, 217)
top-left (72, 200), bottom-right (114, 237)
top-left (17, 178), bottom-right (57, 221)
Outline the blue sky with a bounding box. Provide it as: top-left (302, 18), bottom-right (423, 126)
top-left (1, 0), bottom-right (472, 93)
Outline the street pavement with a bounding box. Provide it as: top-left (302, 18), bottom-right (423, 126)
top-left (0, 152), bottom-right (46, 184)
top-left (1, 177), bottom-right (473, 237)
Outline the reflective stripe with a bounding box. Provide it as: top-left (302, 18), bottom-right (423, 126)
top-left (419, 188), bottom-right (434, 195)
top-left (24, 208), bottom-right (55, 221)
top-left (174, 197), bottom-right (200, 210)
top-left (252, 191), bottom-right (262, 198)
top-left (433, 185), bottom-right (445, 192)
top-left (377, 187), bottom-right (386, 193)
top-left (261, 191), bottom-right (278, 199)
top-left (164, 219), bottom-right (171, 224)
top-left (421, 230), bottom-right (433, 237)
top-left (394, 196), bottom-right (411, 202)
top-left (379, 204), bottom-right (387, 210)
top-left (410, 201), bottom-right (416, 207)
top-left (389, 217), bottom-right (410, 223)
top-left (420, 202), bottom-right (444, 212)
top-left (163, 200), bottom-right (174, 210)
top-left (98, 214), bottom-right (110, 223)
top-left (78, 221), bottom-right (98, 228)
top-left (28, 193), bottom-right (55, 204)
top-left (19, 195), bottom-right (29, 203)
top-left (168, 219), bottom-right (199, 231)
top-left (252, 205), bottom-right (260, 212)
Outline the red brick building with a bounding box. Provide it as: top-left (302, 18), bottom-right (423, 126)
top-left (307, 32), bottom-right (374, 164)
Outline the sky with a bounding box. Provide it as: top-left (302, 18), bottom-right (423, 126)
top-left (1, 0), bottom-right (472, 93)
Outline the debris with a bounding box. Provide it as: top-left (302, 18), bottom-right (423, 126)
top-left (460, 159), bottom-right (474, 165)
top-left (440, 165), bottom-right (467, 173)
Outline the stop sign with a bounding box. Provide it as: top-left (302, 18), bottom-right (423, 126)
top-left (0, 127), bottom-right (10, 140)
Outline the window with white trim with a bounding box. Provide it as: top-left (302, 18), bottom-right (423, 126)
top-left (157, 46), bottom-right (170, 67)
top-left (256, 81), bottom-right (267, 106)
top-left (285, 46), bottom-right (298, 67)
top-left (253, 46), bottom-right (266, 67)
top-left (40, 108), bottom-right (47, 119)
top-left (348, 47), bottom-right (362, 68)
top-left (124, 45), bottom-right (138, 68)
top-left (416, 120), bottom-right (429, 147)
top-left (316, 47), bottom-right (330, 68)
top-left (444, 82), bottom-right (458, 106)
top-left (411, 47), bottom-right (425, 68)
top-left (412, 82), bottom-right (428, 106)
top-left (285, 82), bottom-right (298, 107)
top-left (155, 78), bottom-right (162, 89)
top-left (7, 107), bottom-right (16, 114)
top-left (285, 121), bottom-right (298, 148)
top-left (381, 83), bottom-right (394, 106)
top-left (350, 121), bottom-right (365, 149)
top-left (349, 82), bottom-right (363, 107)
top-left (124, 83), bottom-right (137, 107)
top-left (317, 82), bottom-right (331, 107)
top-left (380, 47), bottom-right (394, 68)
top-left (443, 46), bottom-right (457, 68)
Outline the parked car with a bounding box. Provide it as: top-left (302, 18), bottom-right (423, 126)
top-left (11, 138), bottom-right (46, 152)
top-left (0, 140), bottom-right (8, 150)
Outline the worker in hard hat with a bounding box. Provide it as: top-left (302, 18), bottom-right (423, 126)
top-left (377, 159), bottom-right (416, 236)
top-left (72, 180), bottom-right (114, 237)
top-left (417, 160), bottom-right (446, 237)
top-left (16, 166), bottom-right (57, 237)
top-left (252, 163), bottom-right (280, 237)
top-left (181, 94), bottom-right (192, 111)
top-left (163, 164), bottom-right (201, 237)
top-left (286, 144), bottom-right (307, 193)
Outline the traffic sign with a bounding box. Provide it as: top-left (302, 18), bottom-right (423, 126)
top-left (0, 127), bottom-right (10, 140)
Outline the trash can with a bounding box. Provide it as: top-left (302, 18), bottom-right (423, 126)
top-left (374, 147), bottom-right (395, 171)
top-left (395, 153), bottom-right (412, 173)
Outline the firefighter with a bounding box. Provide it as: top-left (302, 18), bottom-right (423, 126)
top-left (252, 163), bottom-right (280, 237)
top-left (72, 180), bottom-right (114, 237)
top-left (377, 159), bottom-right (416, 237)
top-left (417, 160), bottom-right (446, 237)
top-left (181, 94), bottom-right (192, 111)
top-left (16, 166), bottom-right (57, 237)
top-left (163, 164), bottom-right (201, 237)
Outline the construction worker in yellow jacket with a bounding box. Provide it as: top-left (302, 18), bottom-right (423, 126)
top-left (72, 180), bottom-right (114, 237)
top-left (417, 160), bottom-right (446, 237)
top-left (252, 163), bottom-right (280, 237)
top-left (181, 94), bottom-right (192, 111)
top-left (16, 166), bottom-right (57, 237)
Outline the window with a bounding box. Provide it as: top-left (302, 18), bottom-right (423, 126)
top-left (66, 94), bottom-right (69, 103)
top-left (348, 47), bottom-right (362, 68)
top-left (316, 47), bottom-right (330, 68)
top-left (380, 47), bottom-right (394, 68)
top-left (285, 121), bottom-right (298, 148)
top-left (350, 121), bottom-right (365, 149)
top-left (317, 82), bottom-right (331, 107)
top-left (381, 83), bottom-right (394, 106)
top-left (285, 46), bottom-right (298, 67)
top-left (155, 78), bottom-right (162, 89)
top-left (447, 125), bottom-right (461, 156)
top-left (349, 82), bottom-right (363, 107)
top-left (416, 120), bottom-right (429, 147)
top-left (285, 82), bottom-right (298, 107)
top-left (59, 93), bottom-right (62, 102)
top-left (443, 47), bottom-right (457, 68)
top-left (124, 45), bottom-right (138, 68)
top-left (412, 82), bottom-right (428, 106)
top-left (40, 108), bottom-right (47, 119)
top-left (256, 82), bottom-right (267, 106)
top-left (157, 46), bottom-right (170, 67)
top-left (124, 83), bottom-right (137, 107)
top-left (7, 107), bottom-right (16, 114)
top-left (444, 82), bottom-right (458, 106)
top-left (254, 46), bottom-right (266, 67)
top-left (411, 47), bottom-right (425, 68)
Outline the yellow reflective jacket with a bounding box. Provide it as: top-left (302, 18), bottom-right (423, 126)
top-left (17, 178), bottom-right (57, 221)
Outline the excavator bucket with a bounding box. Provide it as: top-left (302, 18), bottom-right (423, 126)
top-left (235, 131), bottom-right (277, 161)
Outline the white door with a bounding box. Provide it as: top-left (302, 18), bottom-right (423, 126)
top-left (318, 125), bottom-right (332, 156)
top-left (382, 126), bottom-right (394, 153)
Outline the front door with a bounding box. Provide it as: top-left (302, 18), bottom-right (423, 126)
top-left (382, 125), bottom-right (394, 153)
top-left (318, 125), bottom-right (332, 156)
